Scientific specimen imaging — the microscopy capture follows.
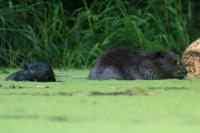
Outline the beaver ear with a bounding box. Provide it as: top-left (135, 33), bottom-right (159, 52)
top-left (155, 51), bottom-right (165, 58)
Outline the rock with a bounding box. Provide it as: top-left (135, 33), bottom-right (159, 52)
top-left (183, 38), bottom-right (200, 78)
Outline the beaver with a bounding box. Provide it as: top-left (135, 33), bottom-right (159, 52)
top-left (6, 61), bottom-right (56, 82)
top-left (88, 48), bottom-right (186, 80)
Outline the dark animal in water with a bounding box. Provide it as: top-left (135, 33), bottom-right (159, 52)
top-left (6, 61), bottom-right (56, 82)
top-left (88, 48), bottom-right (186, 80)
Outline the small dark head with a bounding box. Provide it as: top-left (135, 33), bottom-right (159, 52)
top-left (6, 61), bottom-right (56, 82)
top-left (23, 61), bottom-right (52, 72)
top-left (22, 61), bottom-right (56, 82)
top-left (154, 49), bottom-right (186, 79)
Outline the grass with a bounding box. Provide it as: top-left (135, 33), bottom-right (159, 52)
top-left (0, 0), bottom-right (199, 67)
top-left (0, 69), bottom-right (200, 133)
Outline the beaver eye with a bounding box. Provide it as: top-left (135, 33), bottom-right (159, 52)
top-left (170, 58), bottom-right (177, 65)
top-left (23, 64), bottom-right (28, 69)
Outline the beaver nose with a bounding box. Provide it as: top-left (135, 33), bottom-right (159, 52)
top-left (178, 67), bottom-right (187, 79)
top-left (181, 66), bottom-right (187, 75)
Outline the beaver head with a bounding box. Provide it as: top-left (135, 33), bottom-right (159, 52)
top-left (152, 50), bottom-right (186, 79)
top-left (6, 61), bottom-right (56, 82)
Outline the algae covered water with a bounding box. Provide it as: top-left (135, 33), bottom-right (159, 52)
top-left (0, 70), bottom-right (200, 133)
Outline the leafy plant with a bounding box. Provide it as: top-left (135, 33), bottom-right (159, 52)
top-left (0, 0), bottom-right (199, 68)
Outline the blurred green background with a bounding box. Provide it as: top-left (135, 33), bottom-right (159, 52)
top-left (0, 0), bottom-right (199, 68)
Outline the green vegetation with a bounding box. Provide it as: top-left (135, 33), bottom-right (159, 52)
top-left (0, 0), bottom-right (199, 67)
top-left (0, 70), bottom-right (200, 133)
top-left (1, 1), bottom-right (200, 132)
